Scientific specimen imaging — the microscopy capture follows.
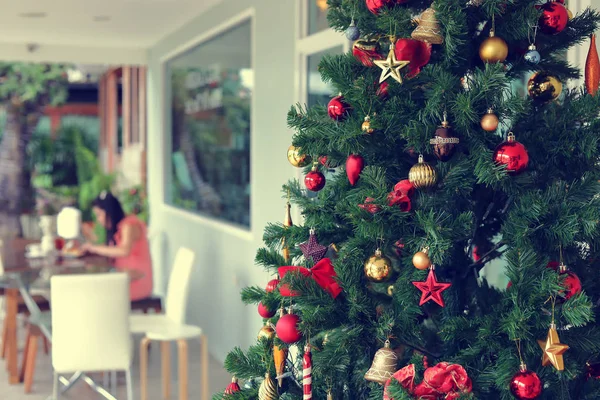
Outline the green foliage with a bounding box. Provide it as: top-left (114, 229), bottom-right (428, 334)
top-left (222, 1), bottom-right (600, 398)
top-left (29, 124), bottom-right (99, 188)
top-left (0, 63), bottom-right (70, 110)
top-left (119, 185), bottom-right (149, 223)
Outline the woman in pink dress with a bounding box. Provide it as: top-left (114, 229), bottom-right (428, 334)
top-left (81, 191), bottom-right (153, 301)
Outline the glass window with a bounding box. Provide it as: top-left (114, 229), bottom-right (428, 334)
top-left (307, 46), bottom-right (343, 108)
top-left (165, 20), bottom-right (252, 228)
top-left (308, 0), bottom-right (329, 36)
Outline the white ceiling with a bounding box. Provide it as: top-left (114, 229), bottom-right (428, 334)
top-left (0, 0), bottom-right (223, 48)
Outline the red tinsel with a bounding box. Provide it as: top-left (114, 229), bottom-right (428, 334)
top-left (358, 197), bottom-right (381, 214)
top-left (384, 362), bottom-right (472, 400)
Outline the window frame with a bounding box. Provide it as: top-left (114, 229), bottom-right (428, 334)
top-left (293, 1), bottom-right (349, 221)
top-left (159, 8), bottom-right (255, 238)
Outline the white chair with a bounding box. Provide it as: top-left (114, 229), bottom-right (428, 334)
top-left (51, 273), bottom-right (132, 400)
top-left (131, 247), bottom-right (209, 400)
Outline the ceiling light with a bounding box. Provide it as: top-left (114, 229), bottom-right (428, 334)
top-left (19, 12), bottom-right (47, 18)
top-left (93, 16), bottom-right (111, 22)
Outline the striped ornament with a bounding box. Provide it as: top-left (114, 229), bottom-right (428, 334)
top-left (303, 344), bottom-right (313, 400)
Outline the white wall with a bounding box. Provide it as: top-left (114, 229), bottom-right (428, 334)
top-left (146, 0), bottom-right (297, 363)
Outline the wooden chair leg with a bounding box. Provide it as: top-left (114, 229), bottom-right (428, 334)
top-left (5, 288), bottom-right (19, 383)
top-left (23, 328), bottom-right (40, 393)
top-left (140, 337), bottom-right (151, 400)
top-left (43, 336), bottom-right (50, 355)
top-left (199, 335), bottom-right (208, 400)
top-left (1, 317), bottom-right (7, 359)
top-left (177, 340), bottom-right (188, 400)
top-left (161, 341), bottom-right (170, 400)
top-left (19, 326), bottom-right (32, 382)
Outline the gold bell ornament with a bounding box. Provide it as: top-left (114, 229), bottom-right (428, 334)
top-left (287, 145), bottom-right (311, 168)
top-left (258, 373), bottom-right (279, 400)
top-left (479, 17), bottom-right (508, 64)
top-left (364, 340), bottom-right (399, 384)
top-left (411, 7), bottom-right (444, 44)
top-left (408, 154), bottom-right (438, 189)
top-left (364, 248), bottom-right (393, 282)
top-left (362, 115), bottom-right (374, 134)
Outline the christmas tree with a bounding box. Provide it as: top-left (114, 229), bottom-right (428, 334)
top-left (218, 1), bottom-right (600, 399)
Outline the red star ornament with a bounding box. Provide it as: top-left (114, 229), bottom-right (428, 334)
top-left (299, 229), bottom-right (328, 263)
top-left (412, 267), bottom-right (451, 307)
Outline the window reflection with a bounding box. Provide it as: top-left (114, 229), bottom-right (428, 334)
top-left (307, 46), bottom-right (343, 108)
top-left (166, 21), bottom-right (252, 228)
top-left (308, 0), bottom-right (329, 35)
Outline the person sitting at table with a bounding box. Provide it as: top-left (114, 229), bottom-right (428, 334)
top-left (81, 191), bottom-right (153, 301)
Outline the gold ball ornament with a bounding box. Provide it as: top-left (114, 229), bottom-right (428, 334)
top-left (479, 31), bottom-right (508, 64)
top-left (408, 154), bottom-right (438, 189)
top-left (287, 145), bottom-right (311, 168)
top-left (567, 8), bottom-right (573, 20)
top-left (258, 373), bottom-right (279, 400)
top-left (528, 72), bottom-right (563, 103)
top-left (480, 108), bottom-right (499, 132)
top-left (362, 116), bottom-right (374, 134)
top-left (258, 324), bottom-right (275, 340)
top-left (412, 248), bottom-right (431, 270)
top-left (364, 248), bottom-right (392, 282)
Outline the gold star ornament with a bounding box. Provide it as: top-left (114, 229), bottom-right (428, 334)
top-left (373, 41), bottom-right (410, 84)
top-left (538, 323), bottom-right (569, 371)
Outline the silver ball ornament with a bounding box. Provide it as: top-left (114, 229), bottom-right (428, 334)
top-left (345, 20), bottom-right (360, 41)
top-left (524, 44), bottom-right (541, 65)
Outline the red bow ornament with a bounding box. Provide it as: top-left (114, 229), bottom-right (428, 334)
top-left (384, 364), bottom-right (416, 400)
top-left (394, 39), bottom-right (432, 78)
top-left (278, 258), bottom-right (342, 298)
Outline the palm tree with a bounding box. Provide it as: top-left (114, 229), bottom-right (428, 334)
top-left (0, 63), bottom-right (69, 236)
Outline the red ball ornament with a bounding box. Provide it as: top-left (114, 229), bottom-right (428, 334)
top-left (258, 302), bottom-right (276, 318)
top-left (366, 0), bottom-right (408, 14)
top-left (510, 365), bottom-right (542, 400)
top-left (539, 2), bottom-right (569, 35)
top-left (473, 246), bottom-right (481, 262)
top-left (346, 154), bottom-right (364, 186)
top-left (276, 313), bottom-right (302, 343)
top-left (327, 95), bottom-right (349, 120)
top-left (366, 0), bottom-right (387, 14)
top-left (305, 167), bottom-right (326, 192)
top-left (266, 279), bottom-right (280, 293)
top-left (493, 133), bottom-right (529, 175)
top-left (376, 81), bottom-right (389, 99)
top-left (561, 270), bottom-right (582, 299)
top-left (587, 361), bottom-right (600, 379)
top-left (318, 155), bottom-right (329, 166)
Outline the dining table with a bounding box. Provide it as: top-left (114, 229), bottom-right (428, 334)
top-left (0, 237), bottom-right (112, 385)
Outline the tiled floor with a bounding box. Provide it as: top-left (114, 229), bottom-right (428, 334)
top-left (0, 319), bottom-right (231, 399)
